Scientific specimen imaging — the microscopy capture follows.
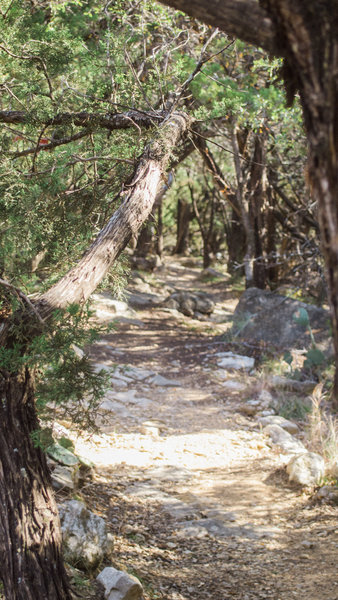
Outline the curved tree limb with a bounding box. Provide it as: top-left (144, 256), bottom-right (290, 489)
top-left (37, 112), bottom-right (191, 319)
top-left (158, 0), bottom-right (279, 55)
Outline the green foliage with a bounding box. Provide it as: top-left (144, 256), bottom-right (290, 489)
top-left (283, 307), bottom-right (326, 377)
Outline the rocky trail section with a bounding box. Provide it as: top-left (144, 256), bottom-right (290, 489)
top-left (55, 259), bottom-right (337, 600)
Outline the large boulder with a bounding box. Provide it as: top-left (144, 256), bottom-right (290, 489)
top-left (233, 287), bottom-right (331, 351)
top-left (59, 500), bottom-right (114, 570)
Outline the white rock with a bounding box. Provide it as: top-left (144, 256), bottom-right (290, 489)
top-left (113, 390), bottom-right (152, 406)
top-left (125, 366), bottom-right (156, 381)
top-left (256, 389), bottom-right (273, 408)
top-left (221, 380), bottom-right (247, 391)
top-left (286, 452), bottom-right (325, 486)
top-left (264, 424), bottom-right (306, 455)
top-left (149, 374), bottom-right (181, 387)
top-left (97, 567), bottom-right (143, 600)
top-left (217, 352), bottom-right (254, 370)
top-left (58, 500), bottom-right (114, 570)
top-left (51, 465), bottom-right (76, 491)
top-left (259, 415), bottom-right (299, 435)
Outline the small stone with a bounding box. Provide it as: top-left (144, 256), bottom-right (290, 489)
top-left (315, 485), bottom-right (338, 504)
top-left (286, 452), bottom-right (325, 487)
top-left (221, 380), bottom-right (247, 391)
top-left (97, 566), bottom-right (143, 600)
top-left (264, 424), bottom-right (306, 455)
top-left (51, 465), bottom-right (76, 491)
top-left (241, 403), bottom-right (259, 416)
top-left (46, 443), bottom-right (79, 466)
top-left (150, 374), bottom-right (181, 387)
top-left (217, 352), bottom-right (255, 371)
top-left (259, 415), bottom-right (299, 435)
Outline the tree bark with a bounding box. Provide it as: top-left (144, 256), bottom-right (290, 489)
top-left (0, 368), bottom-right (71, 600)
top-left (160, 0), bottom-right (338, 408)
top-left (159, 0), bottom-right (279, 54)
top-left (0, 111), bottom-right (191, 598)
top-left (33, 112), bottom-right (191, 318)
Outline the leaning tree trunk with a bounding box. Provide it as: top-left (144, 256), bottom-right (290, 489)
top-left (0, 111), bottom-right (191, 599)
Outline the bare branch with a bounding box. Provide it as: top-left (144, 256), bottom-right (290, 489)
top-left (0, 279), bottom-right (45, 325)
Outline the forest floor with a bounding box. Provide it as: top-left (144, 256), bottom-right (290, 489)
top-left (61, 257), bottom-right (337, 600)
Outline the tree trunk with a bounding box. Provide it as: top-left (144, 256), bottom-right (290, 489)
top-left (174, 199), bottom-right (191, 255)
top-left (160, 0), bottom-right (338, 407)
top-left (263, 0), bottom-right (338, 406)
top-left (0, 368), bottom-right (71, 600)
top-left (0, 111), bottom-right (191, 598)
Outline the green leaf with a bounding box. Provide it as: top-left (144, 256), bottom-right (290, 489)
top-left (304, 348), bottom-right (325, 368)
top-left (283, 351), bottom-right (293, 366)
top-left (292, 307), bottom-right (310, 328)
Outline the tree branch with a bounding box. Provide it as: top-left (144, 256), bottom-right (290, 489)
top-left (159, 0), bottom-right (279, 55)
top-left (0, 109), bottom-right (165, 130)
top-left (37, 112), bottom-right (192, 318)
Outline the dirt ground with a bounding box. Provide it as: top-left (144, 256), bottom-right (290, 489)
top-left (63, 258), bottom-right (337, 600)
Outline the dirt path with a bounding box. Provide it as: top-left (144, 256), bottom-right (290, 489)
top-left (72, 259), bottom-right (337, 600)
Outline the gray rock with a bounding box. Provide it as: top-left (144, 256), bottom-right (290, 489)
top-left (259, 415), bottom-right (299, 435)
top-left (113, 390), bottom-right (152, 406)
top-left (233, 287), bottom-right (332, 352)
top-left (97, 567), bottom-right (143, 600)
top-left (149, 374), bottom-right (181, 387)
top-left (162, 291), bottom-right (215, 317)
top-left (125, 366), bottom-right (156, 381)
top-left (286, 452), bottom-right (325, 486)
top-left (126, 290), bottom-right (163, 309)
top-left (270, 376), bottom-right (317, 393)
top-left (217, 352), bottom-right (255, 371)
top-left (51, 465), bottom-right (76, 491)
top-left (46, 443), bottom-right (79, 466)
top-left (220, 380), bottom-right (247, 391)
top-left (91, 293), bottom-right (133, 321)
top-left (59, 500), bottom-right (114, 570)
top-left (241, 401), bottom-right (260, 416)
top-left (264, 424), bottom-right (306, 455)
top-left (315, 485), bottom-right (338, 504)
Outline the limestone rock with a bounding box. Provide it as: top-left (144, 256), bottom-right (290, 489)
top-left (286, 452), bottom-right (325, 486)
top-left (233, 287), bottom-right (332, 352)
top-left (162, 290), bottom-right (215, 318)
top-left (97, 567), bottom-right (143, 600)
top-left (90, 292), bottom-right (133, 321)
top-left (149, 374), bottom-right (181, 387)
top-left (46, 443), bottom-right (79, 466)
top-left (126, 290), bottom-right (163, 309)
top-left (264, 424), bottom-right (306, 455)
top-left (315, 485), bottom-right (338, 504)
top-left (217, 352), bottom-right (254, 371)
top-left (259, 415), bottom-right (299, 435)
top-left (51, 465), bottom-right (76, 491)
top-left (59, 500), bottom-right (114, 570)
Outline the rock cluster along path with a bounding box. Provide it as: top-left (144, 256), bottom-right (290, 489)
top-left (68, 259), bottom-right (336, 600)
